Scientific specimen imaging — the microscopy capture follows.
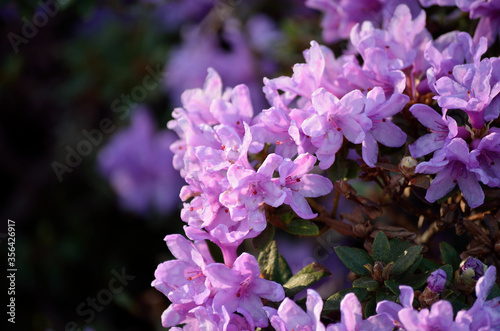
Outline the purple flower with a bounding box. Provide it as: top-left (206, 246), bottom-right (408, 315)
top-left (264, 289), bottom-right (326, 331)
top-left (456, 266), bottom-right (500, 330)
top-left (397, 298), bottom-right (468, 331)
top-left (378, 285), bottom-right (469, 330)
top-left (327, 293), bottom-right (393, 331)
top-left (351, 4), bottom-right (430, 73)
top-left (167, 305), bottom-right (255, 331)
top-left (302, 88), bottom-right (371, 169)
top-left (434, 57), bottom-right (500, 129)
top-left (219, 153), bottom-right (286, 233)
top-left (305, 0), bottom-right (422, 44)
top-left (98, 108), bottom-right (183, 215)
top-left (415, 138), bottom-right (484, 208)
top-left (470, 130), bottom-right (500, 187)
top-left (151, 235), bottom-right (214, 307)
top-left (165, 19), bottom-right (268, 109)
top-left (376, 285), bottom-right (415, 325)
top-left (427, 269), bottom-right (447, 293)
top-left (278, 153), bottom-right (333, 219)
top-left (460, 257), bottom-right (486, 281)
top-left (456, 0), bottom-right (500, 46)
top-left (419, 0), bottom-right (456, 6)
top-left (424, 31), bottom-right (487, 94)
top-left (204, 252), bottom-right (285, 328)
top-left (363, 87), bottom-right (409, 167)
top-left (408, 104), bottom-right (460, 158)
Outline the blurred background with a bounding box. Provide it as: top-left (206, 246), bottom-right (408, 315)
top-left (0, 1), bottom-right (329, 330)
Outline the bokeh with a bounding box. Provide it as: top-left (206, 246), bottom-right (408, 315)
top-left (0, 1), bottom-right (325, 330)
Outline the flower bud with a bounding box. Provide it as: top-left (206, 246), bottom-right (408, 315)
top-left (418, 287), bottom-right (440, 308)
top-left (427, 269), bottom-right (446, 293)
top-left (460, 257), bottom-right (486, 280)
top-left (399, 156), bottom-right (418, 176)
top-left (455, 257), bottom-right (487, 294)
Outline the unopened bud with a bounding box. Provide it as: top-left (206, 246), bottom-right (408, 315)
top-left (427, 269), bottom-right (446, 293)
top-left (372, 261), bottom-right (384, 283)
top-left (399, 156), bottom-right (418, 176)
top-left (418, 287), bottom-right (440, 308)
top-left (456, 257), bottom-right (487, 294)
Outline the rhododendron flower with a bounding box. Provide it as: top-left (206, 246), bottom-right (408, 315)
top-left (265, 289), bottom-right (325, 331)
top-left (415, 138), bottom-right (484, 208)
top-left (204, 253), bottom-right (285, 327)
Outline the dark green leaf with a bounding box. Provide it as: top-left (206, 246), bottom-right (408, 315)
top-left (487, 283), bottom-right (500, 300)
top-left (258, 241), bottom-right (292, 285)
top-left (393, 245), bottom-right (423, 277)
top-left (389, 238), bottom-right (411, 261)
top-left (323, 288), bottom-right (371, 314)
top-left (372, 231), bottom-right (391, 264)
top-left (284, 262), bottom-right (330, 297)
top-left (385, 280), bottom-right (401, 295)
top-left (353, 277), bottom-right (380, 292)
top-left (440, 242), bottom-right (460, 271)
top-left (440, 264), bottom-right (453, 287)
top-left (335, 246), bottom-right (373, 276)
top-left (376, 287), bottom-right (397, 303)
top-left (282, 219), bottom-right (319, 236)
top-left (364, 296), bottom-right (377, 318)
top-left (419, 258), bottom-right (440, 272)
top-left (450, 299), bottom-right (470, 315)
top-left (253, 224), bottom-right (275, 251)
top-left (345, 159), bottom-right (360, 180)
top-left (328, 150), bottom-right (347, 183)
top-left (397, 255), bottom-right (423, 280)
top-left (402, 272), bottom-right (429, 290)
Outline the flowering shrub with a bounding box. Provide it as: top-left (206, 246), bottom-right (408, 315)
top-left (149, 0), bottom-right (500, 329)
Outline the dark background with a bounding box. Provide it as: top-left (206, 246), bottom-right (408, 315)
top-left (0, 1), bottom-right (321, 330)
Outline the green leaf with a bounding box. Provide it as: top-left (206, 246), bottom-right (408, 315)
top-left (419, 258), bottom-right (440, 272)
top-left (440, 264), bottom-right (453, 287)
top-left (353, 277), bottom-right (380, 292)
top-left (257, 241), bottom-right (293, 285)
top-left (323, 288), bottom-right (371, 313)
top-left (392, 245), bottom-right (423, 277)
top-left (402, 272), bottom-right (429, 290)
top-left (282, 219), bottom-right (319, 236)
top-left (450, 299), bottom-right (470, 315)
top-left (487, 283), bottom-right (500, 300)
top-left (389, 238), bottom-right (411, 261)
top-left (397, 255), bottom-right (423, 280)
top-left (328, 150), bottom-right (347, 183)
top-left (372, 231), bottom-right (391, 264)
top-left (253, 224), bottom-right (275, 251)
top-left (335, 246), bottom-right (374, 276)
top-left (364, 296), bottom-right (377, 318)
top-left (345, 159), bottom-right (360, 180)
top-left (283, 263), bottom-right (330, 298)
top-left (385, 280), bottom-right (401, 295)
top-left (376, 287), bottom-right (397, 303)
top-left (440, 242), bottom-right (460, 271)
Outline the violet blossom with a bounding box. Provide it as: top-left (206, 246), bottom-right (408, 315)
top-left (415, 138), bottom-right (484, 208)
top-left (204, 252), bottom-right (285, 328)
top-left (362, 87), bottom-right (409, 167)
top-left (427, 269), bottom-right (447, 293)
top-left (327, 292), bottom-right (393, 331)
top-left (98, 107), bottom-right (183, 215)
top-left (408, 103), bottom-right (460, 158)
top-left (264, 289), bottom-right (326, 331)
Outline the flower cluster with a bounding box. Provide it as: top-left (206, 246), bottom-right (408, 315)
top-left (145, 0), bottom-right (500, 329)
